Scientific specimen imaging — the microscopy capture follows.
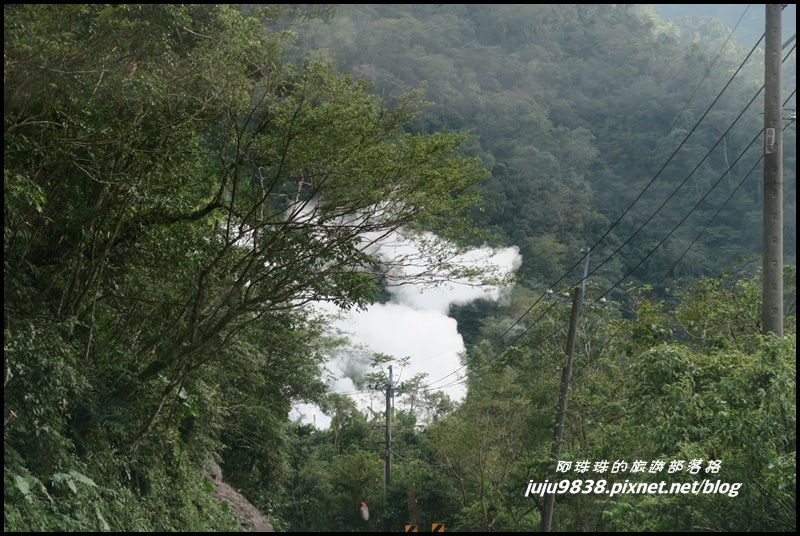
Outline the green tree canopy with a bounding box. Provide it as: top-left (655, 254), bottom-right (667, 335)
top-left (4, 4), bottom-right (491, 531)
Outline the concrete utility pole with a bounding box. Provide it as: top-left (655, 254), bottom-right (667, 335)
top-left (384, 365), bottom-right (393, 492)
top-left (546, 248), bottom-right (606, 308)
top-left (763, 4), bottom-right (784, 336)
top-left (580, 247), bottom-right (591, 298)
top-left (540, 285), bottom-right (584, 532)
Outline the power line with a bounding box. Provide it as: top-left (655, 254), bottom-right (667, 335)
top-left (652, 4), bottom-right (754, 158)
top-left (326, 20), bottom-right (795, 405)
top-left (456, 31), bottom-right (768, 360)
top-left (577, 95), bottom-right (796, 380)
top-left (420, 31), bottom-right (772, 393)
top-left (426, 44), bottom-right (796, 395)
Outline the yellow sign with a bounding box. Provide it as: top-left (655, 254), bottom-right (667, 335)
top-left (405, 525), bottom-right (418, 532)
top-left (432, 523), bottom-right (445, 532)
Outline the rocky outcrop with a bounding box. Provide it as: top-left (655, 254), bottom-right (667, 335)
top-left (206, 460), bottom-right (274, 532)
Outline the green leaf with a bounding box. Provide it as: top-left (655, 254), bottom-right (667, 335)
top-left (14, 475), bottom-right (31, 497)
top-left (69, 470), bottom-right (98, 488)
top-left (95, 507), bottom-right (110, 531)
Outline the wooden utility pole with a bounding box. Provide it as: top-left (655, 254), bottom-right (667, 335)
top-left (540, 285), bottom-right (584, 532)
top-left (762, 4), bottom-right (784, 336)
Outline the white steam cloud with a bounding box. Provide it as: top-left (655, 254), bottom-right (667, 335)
top-left (291, 232), bottom-right (522, 429)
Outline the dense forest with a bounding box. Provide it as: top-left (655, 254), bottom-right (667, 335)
top-left (4, 4), bottom-right (796, 532)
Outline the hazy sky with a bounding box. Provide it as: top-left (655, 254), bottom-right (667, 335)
top-left (654, 4), bottom-right (797, 46)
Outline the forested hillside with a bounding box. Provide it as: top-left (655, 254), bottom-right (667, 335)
top-left (4, 4), bottom-right (796, 532)
top-left (291, 4), bottom-right (796, 295)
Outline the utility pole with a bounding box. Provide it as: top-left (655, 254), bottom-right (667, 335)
top-left (763, 4), bottom-right (784, 336)
top-left (369, 365), bottom-right (396, 531)
top-left (546, 247), bottom-right (606, 307)
top-left (540, 285), bottom-right (584, 532)
top-left (540, 248), bottom-right (603, 531)
top-left (384, 365), bottom-right (393, 492)
top-left (580, 247), bottom-right (591, 298)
